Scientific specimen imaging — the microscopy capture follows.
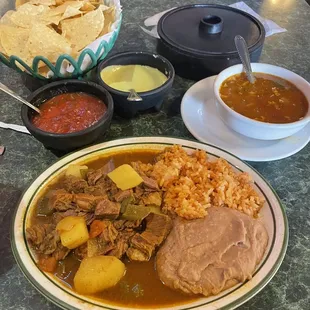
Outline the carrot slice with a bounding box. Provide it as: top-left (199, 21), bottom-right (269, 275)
top-left (89, 220), bottom-right (105, 238)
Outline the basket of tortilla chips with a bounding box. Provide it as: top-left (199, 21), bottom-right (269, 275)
top-left (0, 0), bottom-right (122, 79)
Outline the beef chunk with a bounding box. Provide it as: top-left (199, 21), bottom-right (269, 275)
top-left (126, 213), bottom-right (172, 261)
top-left (113, 220), bottom-right (126, 230)
top-left (84, 185), bottom-right (107, 196)
top-left (140, 192), bottom-right (162, 206)
top-left (53, 243), bottom-right (70, 261)
top-left (87, 238), bottom-right (115, 257)
top-left (107, 231), bottom-right (134, 259)
top-left (38, 230), bottom-right (60, 255)
top-left (144, 213), bottom-right (172, 245)
top-left (95, 198), bottom-right (120, 219)
top-left (27, 223), bottom-right (55, 246)
top-left (127, 234), bottom-right (154, 261)
top-left (74, 243), bottom-right (88, 260)
top-left (75, 193), bottom-right (105, 211)
top-left (83, 212), bottom-right (95, 226)
top-left (142, 176), bottom-right (159, 191)
top-left (87, 160), bottom-right (114, 186)
top-left (52, 210), bottom-right (78, 225)
top-left (113, 220), bottom-right (142, 230)
top-left (109, 239), bottom-right (129, 259)
top-left (126, 248), bottom-right (148, 261)
top-left (48, 189), bottom-right (75, 211)
top-left (99, 220), bottom-right (118, 243)
top-left (53, 210), bottom-right (94, 226)
top-left (113, 189), bottom-right (132, 202)
top-left (134, 186), bottom-right (144, 200)
top-left (62, 175), bottom-right (88, 193)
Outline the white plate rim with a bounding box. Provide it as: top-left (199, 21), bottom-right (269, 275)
top-left (11, 137), bottom-right (289, 310)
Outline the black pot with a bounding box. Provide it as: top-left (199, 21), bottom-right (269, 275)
top-left (96, 51), bottom-right (175, 118)
top-left (157, 4), bottom-right (265, 81)
top-left (21, 80), bottom-right (114, 152)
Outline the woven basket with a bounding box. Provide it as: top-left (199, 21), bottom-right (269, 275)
top-left (0, 13), bottom-right (122, 80)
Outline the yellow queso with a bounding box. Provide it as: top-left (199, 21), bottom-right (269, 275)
top-left (100, 65), bottom-right (168, 92)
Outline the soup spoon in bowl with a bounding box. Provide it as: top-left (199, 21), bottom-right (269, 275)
top-left (234, 35), bottom-right (256, 84)
top-left (0, 82), bottom-right (41, 114)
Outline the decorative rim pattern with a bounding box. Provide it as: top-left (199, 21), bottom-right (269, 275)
top-left (0, 15), bottom-right (122, 80)
top-left (11, 137), bottom-right (288, 310)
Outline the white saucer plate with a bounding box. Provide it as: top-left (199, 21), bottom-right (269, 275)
top-left (181, 76), bottom-right (310, 161)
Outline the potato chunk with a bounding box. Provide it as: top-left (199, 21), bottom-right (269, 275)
top-left (108, 164), bottom-right (143, 190)
top-left (56, 216), bottom-right (89, 249)
top-left (74, 256), bottom-right (126, 294)
top-left (66, 165), bottom-right (88, 179)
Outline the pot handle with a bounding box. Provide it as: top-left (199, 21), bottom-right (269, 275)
top-left (199, 15), bottom-right (223, 35)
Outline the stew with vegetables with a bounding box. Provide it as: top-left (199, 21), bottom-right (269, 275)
top-left (26, 146), bottom-right (269, 307)
top-left (220, 73), bottom-right (308, 123)
top-left (27, 150), bottom-right (197, 307)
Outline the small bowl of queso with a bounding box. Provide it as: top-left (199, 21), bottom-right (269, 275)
top-left (96, 51), bottom-right (175, 118)
top-left (214, 63), bottom-right (310, 140)
top-left (21, 80), bottom-right (113, 151)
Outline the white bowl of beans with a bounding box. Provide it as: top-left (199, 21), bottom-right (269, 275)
top-left (214, 63), bottom-right (310, 140)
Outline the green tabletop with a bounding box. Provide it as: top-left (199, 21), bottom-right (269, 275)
top-left (0, 0), bottom-right (310, 309)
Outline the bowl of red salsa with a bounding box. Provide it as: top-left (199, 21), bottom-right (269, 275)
top-left (21, 80), bottom-right (113, 151)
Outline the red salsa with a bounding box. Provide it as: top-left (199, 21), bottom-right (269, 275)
top-left (32, 92), bottom-right (107, 134)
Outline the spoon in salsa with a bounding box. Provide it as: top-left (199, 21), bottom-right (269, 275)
top-left (234, 35), bottom-right (256, 84)
top-left (0, 82), bottom-right (41, 114)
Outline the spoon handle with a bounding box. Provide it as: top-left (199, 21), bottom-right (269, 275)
top-left (234, 35), bottom-right (256, 84)
top-left (0, 82), bottom-right (41, 114)
top-left (127, 89), bottom-right (143, 102)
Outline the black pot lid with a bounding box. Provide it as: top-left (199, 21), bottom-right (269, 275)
top-left (157, 4), bottom-right (265, 57)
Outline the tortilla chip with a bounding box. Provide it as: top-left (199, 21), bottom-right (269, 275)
top-left (29, 0), bottom-right (56, 5)
top-left (26, 23), bottom-right (72, 62)
top-left (98, 4), bottom-right (110, 11)
top-left (99, 5), bottom-right (115, 36)
top-left (46, 1), bottom-right (83, 16)
top-left (101, 5), bottom-right (115, 26)
top-left (99, 21), bottom-right (111, 37)
top-left (61, 8), bottom-right (104, 51)
top-left (0, 25), bottom-right (29, 56)
top-left (62, 6), bottom-right (82, 19)
top-left (15, 0), bottom-right (29, 9)
top-left (0, 11), bottom-right (17, 27)
top-left (0, 40), bottom-right (7, 56)
top-left (40, 13), bottom-right (63, 25)
top-left (37, 64), bottom-right (51, 76)
top-left (81, 2), bottom-right (96, 12)
top-left (10, 4), bottom-right (49, 28)
top-left (0, 25), bottom-right (32, 65)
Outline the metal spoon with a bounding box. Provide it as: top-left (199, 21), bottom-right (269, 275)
top-left (127, 89), bottom-right (143, 102)
top-left (0, 82), bottom-right (41, 114)
top-left (234, 35), bottom-right (256, 84)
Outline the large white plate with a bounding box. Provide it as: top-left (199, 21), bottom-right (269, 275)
top-left (181, 76), bottom-right (310, 162)
top-left (11, 137), bottom-right (288, 310)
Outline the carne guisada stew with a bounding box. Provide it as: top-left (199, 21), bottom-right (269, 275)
top-left (26, 150), bottom-right (197, 307)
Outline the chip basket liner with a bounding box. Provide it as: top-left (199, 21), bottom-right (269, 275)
top-left (0, 0), bottom-right (122, 80)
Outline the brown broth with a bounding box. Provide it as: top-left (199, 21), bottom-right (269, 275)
top-left (30, 150), bottom-right (200, 308)
top-left (220, 73), bottom-right (308, 123)
top-left (54, 254), bottom-right (197, 308)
